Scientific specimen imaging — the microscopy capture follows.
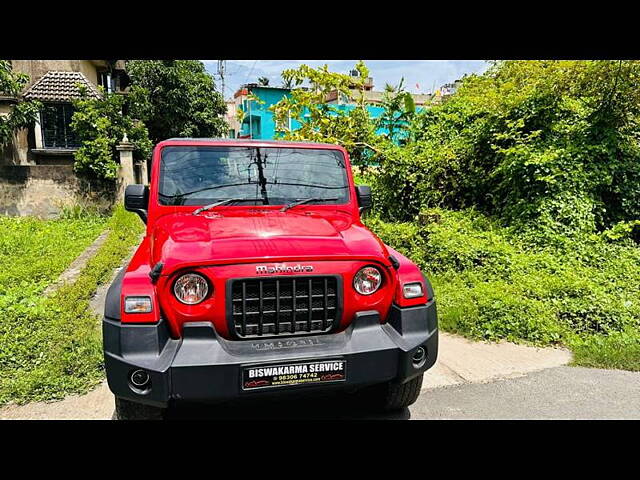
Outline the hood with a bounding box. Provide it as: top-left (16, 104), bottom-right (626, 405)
top-left (149, 210), bottom-right (390, 273)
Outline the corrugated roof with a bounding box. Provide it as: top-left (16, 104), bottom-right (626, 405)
top-left (24, 71), bottom-right (102, 102)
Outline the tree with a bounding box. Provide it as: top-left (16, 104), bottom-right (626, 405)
top-left (374, 60), bottom-right (640, 235)
top-left (270, 61), bottom-right (378, 166)
top-left (126, 60), bottom-right (227, 144)
top-left (375, 79), bottom-right (416, 143)
top-left (0, 60), bottom-right (40, 148)
top-left (70, 87), bottom-right (152, 181)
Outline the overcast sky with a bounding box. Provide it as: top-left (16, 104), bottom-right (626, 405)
top-left (202, 60), bottom-right (490, 100)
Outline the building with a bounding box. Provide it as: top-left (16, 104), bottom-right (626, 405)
top-left (224, 98), bottom-right (239, 139)
top-left (0, 60), bottom-right (131, 217)
top-left (325, 70), bottom-right (434, 107)
top-left (233, 84), bottom-right (299, 139)
top-left (1, 60), bottom-right (129, 166)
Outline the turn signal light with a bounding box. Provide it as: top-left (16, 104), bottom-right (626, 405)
top-left (403, 282), bottom-right (424, 299)
top-left (124, 296), bottom-right (152, 313)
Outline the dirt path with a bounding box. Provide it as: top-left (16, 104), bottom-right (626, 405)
top-left (422, 334), bottom-right (571, 390)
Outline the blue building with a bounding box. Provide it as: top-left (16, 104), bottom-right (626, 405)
top-left (235, 85), bottom-right (295, 139)
top-left (232, 81), bottom-right (430, 141)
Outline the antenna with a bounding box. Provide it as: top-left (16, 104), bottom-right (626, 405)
top-left (217, 60), bottom-right (226, 100)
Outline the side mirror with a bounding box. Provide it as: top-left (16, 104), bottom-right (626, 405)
top-left (356, 185), bottom-right (372, 214)
top-left (124, 184), bottom-right (149, 224)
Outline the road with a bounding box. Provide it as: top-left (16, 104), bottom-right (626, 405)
top-left (163, 365), bottom-right (640, 420)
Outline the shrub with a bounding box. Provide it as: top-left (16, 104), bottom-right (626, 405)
top-left (372, 61), bottom-right (640, 236)
top-left (365, 208), bottom-right (640, 365)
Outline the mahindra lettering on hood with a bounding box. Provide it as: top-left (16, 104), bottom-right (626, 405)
top-left (103, 139), bottom-right (438, 419)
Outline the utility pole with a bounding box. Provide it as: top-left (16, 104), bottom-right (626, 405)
top-left (217, 60), bottom-right (226, 100)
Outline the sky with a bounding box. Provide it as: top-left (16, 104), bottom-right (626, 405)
top-left (202, 60), bottom-right (490, 100)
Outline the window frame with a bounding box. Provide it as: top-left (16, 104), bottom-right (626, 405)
top-left (39, 102), bottom-right (80, 150)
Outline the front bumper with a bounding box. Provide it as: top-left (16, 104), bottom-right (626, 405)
top-left (103, 301), bottom-right (438, 408)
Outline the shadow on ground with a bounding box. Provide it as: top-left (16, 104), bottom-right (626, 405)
top-left (164, 391), bottom-right (410, 420)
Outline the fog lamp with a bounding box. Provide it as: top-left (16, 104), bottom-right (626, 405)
top-left (130, 369), bottom-right (150, 388)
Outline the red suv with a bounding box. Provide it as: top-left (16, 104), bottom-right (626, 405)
top-left (104, 139), bottom-right (438, 419)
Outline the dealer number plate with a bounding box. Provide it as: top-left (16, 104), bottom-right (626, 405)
top-left (242, 359), bottom-right (346, 390)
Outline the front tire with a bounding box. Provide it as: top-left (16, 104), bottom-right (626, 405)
top-left (115, 397), bottom-right (165, 420)
top-left (363, 374), bottom-right (424, 411)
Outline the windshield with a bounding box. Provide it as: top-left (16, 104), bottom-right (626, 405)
top-left (158, 146), bottom-right (350, 206)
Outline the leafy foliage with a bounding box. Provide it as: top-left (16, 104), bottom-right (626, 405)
top-left (374, 79), bottom-right (416, 143)
top-left (366, 208), bottom-right (640, 368)
top-left (270, 61), bottom-right (379, 166)
top-left (126, 60), bottom-right (228, 144)
top-left (0, 207), bottom-right (143, 404)
top-left (0, 60), bottom-right (41, 148)
top-left (70, 87), bottom-right (152, 181)
top-left (374, 61), bottom-right (640, 235)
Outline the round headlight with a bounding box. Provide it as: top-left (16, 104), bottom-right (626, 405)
top-left (173, 273), bottom-right (209, 304)
top-left (353, 266), bottom-right (382, 295)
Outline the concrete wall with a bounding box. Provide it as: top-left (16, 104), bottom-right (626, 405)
top-left (0, 165), bottom-right (113, 218)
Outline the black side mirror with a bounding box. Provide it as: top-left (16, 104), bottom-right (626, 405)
top-left (356, 185), bottom-right (372, 214)
top-left (125, 184), bottom-right (149, 223)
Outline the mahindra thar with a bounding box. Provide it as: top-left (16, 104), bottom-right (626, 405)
top-left (104, 139), bottom-right (438, 419)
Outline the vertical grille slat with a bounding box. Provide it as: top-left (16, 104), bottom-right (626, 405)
top-left (241, 281), bottom-right (247, 337)
top-left (291, 279), bottom-right (296, 334)
top-left (275, 280), bottom-right (280, 335)
top-left (307, 278), bottom-right (313, 332)
top-left (231, 276), bottom-right (338, 339)
top-left (323, 277), bottom-right (328, 330)
top-left (258, 281), bottom-right (264, 336)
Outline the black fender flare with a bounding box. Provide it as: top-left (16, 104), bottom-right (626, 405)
top-left (421, 271), bottom-right (435, 301)
top-left (104, 267), bottom-right (126, 320)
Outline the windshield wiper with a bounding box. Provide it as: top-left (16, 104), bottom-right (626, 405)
top-left (280, 197), bottom-right (339, 212)
top-left (160, 183), bottom-right (256, 204)
top-left (193, 198), bottom-right (263, 215)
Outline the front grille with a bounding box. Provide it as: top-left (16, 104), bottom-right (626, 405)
top-left (230, 276), bottom-right (339, 338)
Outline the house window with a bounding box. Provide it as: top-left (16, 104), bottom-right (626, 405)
top-left (98, 71), bottom-right (117, 93)
top-left (41, 103), bottom-right (79, 149)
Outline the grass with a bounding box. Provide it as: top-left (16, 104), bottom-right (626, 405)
top-left (0, 214), bottom-right (107, 297)
top-left (365, 208), bottom-right (640, 371)
top-left (568, 329), bottom-right (640, 371)
top-left (0, 206), bottom-right (143, 405)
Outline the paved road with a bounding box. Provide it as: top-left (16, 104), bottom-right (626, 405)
top-left (411, 366), bottom-right (640, 420)
top-left (164, 366), bottom-right (640, 420)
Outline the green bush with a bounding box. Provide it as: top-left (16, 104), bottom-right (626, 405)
top-left (371, 61), bottom-right (640, 236)
top-left (366, 208), bottom-right (640, 367)
top-left (0, 207), bottom-right (143, 405)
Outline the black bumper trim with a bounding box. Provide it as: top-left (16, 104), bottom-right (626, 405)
top-left (103, 301), bottom-right (438, 407)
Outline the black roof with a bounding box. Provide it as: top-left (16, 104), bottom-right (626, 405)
top-left (163, 138), bottom-right (338, 147)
